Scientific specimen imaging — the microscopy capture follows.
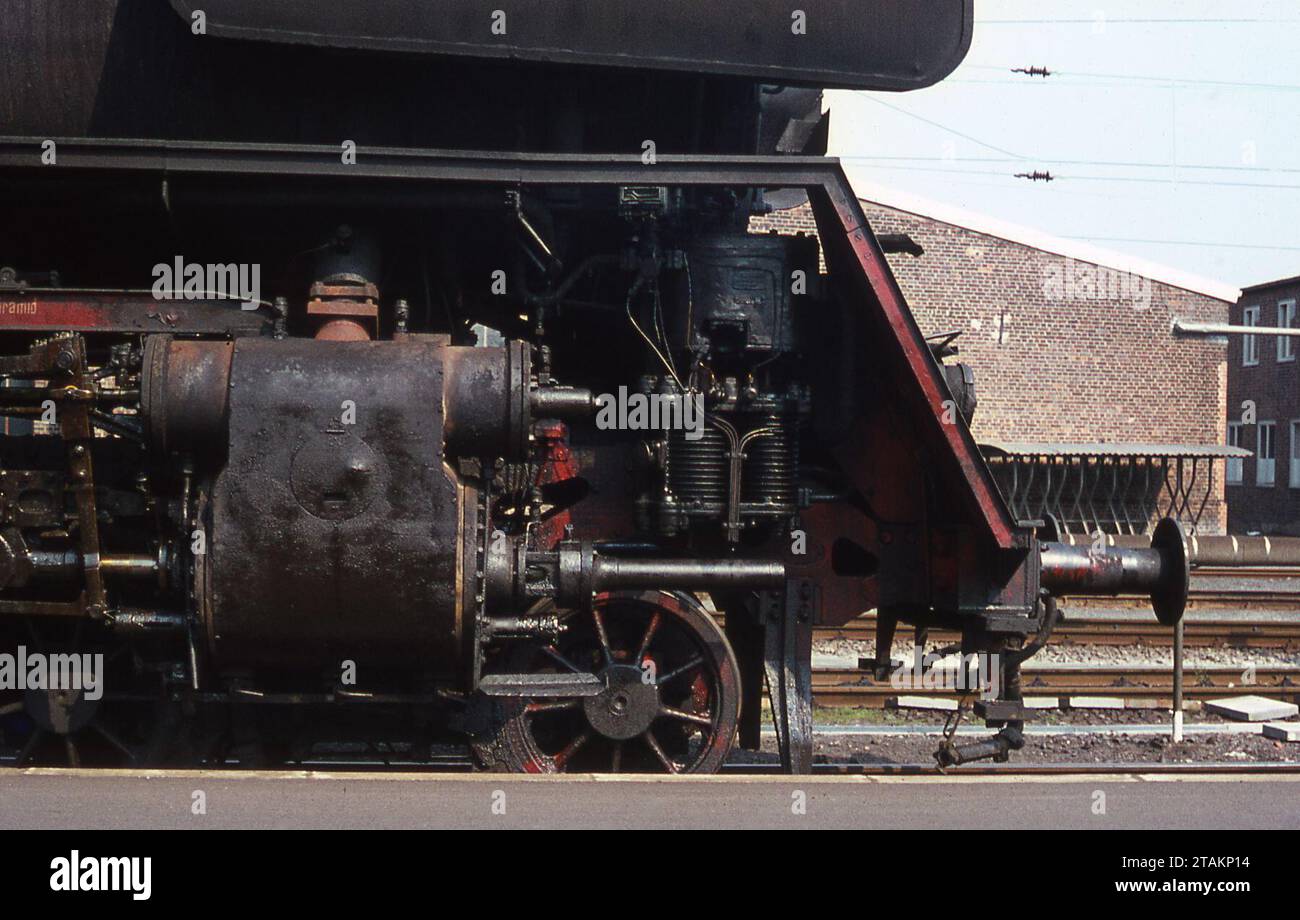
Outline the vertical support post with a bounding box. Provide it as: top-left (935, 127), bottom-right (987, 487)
top-left (51, 335), bottom-right (107, 617)
top-left (872, 611), bottom-right (898, 679)
top-left (763, 578), bottom-right (816, 774)
top-left (1172, 617), bottom-right (1185, 742)
top-left (720, 593), bottom-right (765, 752)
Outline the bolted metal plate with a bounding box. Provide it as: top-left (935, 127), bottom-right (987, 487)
top-left (289, 432), bottom-right (385, 521)
top-left (208, 339), bottom-right (461, 673)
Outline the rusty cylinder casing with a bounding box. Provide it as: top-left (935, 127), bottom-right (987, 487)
top-left (142, 337), bottom-right (531, 678)
top-left (141, 335), bottom-right (234, 462)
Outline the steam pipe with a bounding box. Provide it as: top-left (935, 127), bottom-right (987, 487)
top-left (1186, 534), bottom-right (1300, 567)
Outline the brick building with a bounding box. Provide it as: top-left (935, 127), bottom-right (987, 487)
top-left (1225, 274), bottom-right (1300, 534)
top-left (752, 185), bottom-right (1240, 534)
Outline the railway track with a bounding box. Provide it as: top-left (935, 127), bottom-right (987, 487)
top-left (6, 759), bottom-right (1293, 777)
top-left (817, 615), bottom-right (1300, 649)
top-left (732, 761), bottom-right (1300, 777)
top-left (811, 664), bottom-right (1300, 708)
top-left (1070, 565), bottom-right (1300, 611)
top-left (805, 565), bottom-right (1300, 649)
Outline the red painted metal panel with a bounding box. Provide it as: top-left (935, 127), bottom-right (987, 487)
top-left (809, 172), bottom-right (1021, 551)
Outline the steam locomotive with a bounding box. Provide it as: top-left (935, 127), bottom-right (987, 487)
top-left (0, 0), bottom-right (1187, 772)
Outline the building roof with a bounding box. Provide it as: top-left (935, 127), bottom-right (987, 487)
top-left (844, 176), bottom-right (1242, 304)
top-left (982, 441), bottom-right (1250, 459)
top-left (1242, 274), bottom-right (1300, 294)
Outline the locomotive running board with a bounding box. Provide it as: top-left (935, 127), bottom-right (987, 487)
top-left (0, 137), bottom-right (1021, 551)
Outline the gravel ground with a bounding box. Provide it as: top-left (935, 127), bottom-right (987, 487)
top-left (798, 730), bottom-right (1300, 765)
top-left (812, 705), bottom-right (1239, 726)
top-left (722, 714), bottom-right (1300, 765)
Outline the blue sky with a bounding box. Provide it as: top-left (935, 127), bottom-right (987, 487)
top-left (827, 0), bottom-right (1300, 288)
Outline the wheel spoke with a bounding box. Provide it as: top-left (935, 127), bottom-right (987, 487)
top-left (656, 654), bottom-right (705, 686)
top-left (479, 594), bottom-right (740, 776)
top-left (659, 705), bottom-right (712, 728)
top-left (590, 608), bottom-right (615, 667)
top-left (636, 612), bottom-right (662, 663)
top-left (642, 729), bottom-right (679, 774)
top-left (541, 646), bottom-right (583, 674)
top-left (552, 731), bottom-right (591, 771)
top-left (93, 722), bottom-right (138, 763)
top-left (16, 729), bottom-right (44, 766)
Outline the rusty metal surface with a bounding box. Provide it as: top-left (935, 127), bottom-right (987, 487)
top-left (441, 343), bottom-right (530, 460)
top-left (0, 291), bottom-right (270, 336)
top-left (141, 336), bottom-right (233, 463)
top-left (1040, 518), bottom-right (1189, 626)
top-left (807, 183), bottom-right (1022, 552)
top-left (206, 339), bottom-right (464, 673)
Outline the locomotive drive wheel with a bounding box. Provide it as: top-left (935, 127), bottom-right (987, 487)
top-left (472, 591), bottom-right (740, 774)
top-left (0, 618), bottom-right (175, 767)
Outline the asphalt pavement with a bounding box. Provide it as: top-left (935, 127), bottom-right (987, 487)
top-left (2, 768), bottom-right (1298, 829)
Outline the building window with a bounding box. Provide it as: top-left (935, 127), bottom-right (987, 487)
top-left (1280, 300), bottom-right (1298, 362)
top-left (1257, 421), bottom-right (1276, 486)
top-left (1243, 305), bottom-right (1260, 366)
top-left (1291, 421), bottom-right (1300, 488)
top-left (1227, 422), bottom-right (1244, 484)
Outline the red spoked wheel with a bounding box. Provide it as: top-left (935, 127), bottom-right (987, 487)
top-left (472, 591), bottom-right (740, 774)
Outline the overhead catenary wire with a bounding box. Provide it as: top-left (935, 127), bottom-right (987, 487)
top-left (977, 17), bottom-right (1300, 25)
top-left (839, 161), bottom-right (1300, 192)
top-left (969, 63), bottom-right (1300, 92)
top-left (840, 153), bottom-right (1300, 175)
top-left (849, 99), bottom-right (1300, 190)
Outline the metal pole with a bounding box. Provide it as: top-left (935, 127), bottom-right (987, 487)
top-left (1173, 319), bottom-right (1300, 337)
top-left (1172, 618), bottom-right (1185, 743)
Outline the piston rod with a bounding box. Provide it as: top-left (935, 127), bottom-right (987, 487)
top-left (592, 556), bottom-right (786, 591)
top-left (512, 540), bottom-right (787, 607)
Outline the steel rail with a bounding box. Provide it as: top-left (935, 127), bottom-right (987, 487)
top-left (811, 664), bottom-right (1300, 708)
top-left (817, 615), bottom-right (1300, 648)
top-left (4, 759), bottom-right (1292, 777)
